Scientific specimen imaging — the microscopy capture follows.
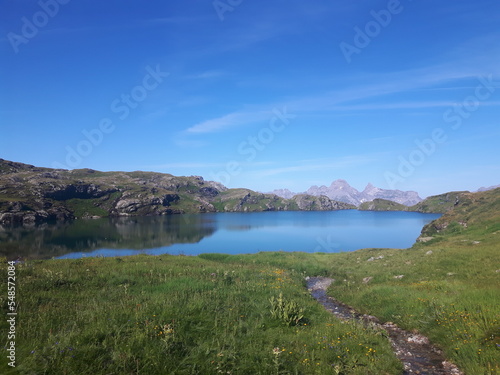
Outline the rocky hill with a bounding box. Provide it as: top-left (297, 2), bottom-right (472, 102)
top-left (270, 179), bottom-right (422, 206)
top-left (0, 159), bottom-right (355, 225)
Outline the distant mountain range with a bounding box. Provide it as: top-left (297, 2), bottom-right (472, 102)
top-left (477, 184), bottom-right (500, 192)
top-left (269, 179), bottom-right (422, 207)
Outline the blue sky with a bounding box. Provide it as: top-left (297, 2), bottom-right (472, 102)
top-left (1, 0), bottom-right (499, 198)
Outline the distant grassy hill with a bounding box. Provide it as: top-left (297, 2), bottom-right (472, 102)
top-left (419, 187), bottom-right (500, 240)
top-left (0, 159), bottom-right (354, 224)
top-left (359, 191), bottom-right (497, 215)
top-left (410, 191), bottom-right (472, 213)
top-left (358, 198), bottom-right (408, 211)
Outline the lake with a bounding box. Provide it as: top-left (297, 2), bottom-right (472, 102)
top-left (0, 210), bottom-right (441, 260)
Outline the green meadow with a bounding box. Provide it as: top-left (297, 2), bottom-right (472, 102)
top-left (1, 189), bottom-right (499, 374)
top-left (1, 254), bottom-right (402, 374)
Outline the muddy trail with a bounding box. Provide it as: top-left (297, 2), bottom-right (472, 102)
top-left (306, 277), bottom-right (463, 375)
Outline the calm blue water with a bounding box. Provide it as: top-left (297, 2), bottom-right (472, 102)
top-left (0, 211), bottom-right (440, 260)
top-left (41, 210), bottom-right (439, 259)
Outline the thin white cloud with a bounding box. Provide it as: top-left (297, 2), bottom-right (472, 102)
top-left (185, 111), bottom-right (269, 134)
top-left (144, 160), bottom-right (274, 171)
top-left (184, 70), bottom-right (228, 80)
top-left (144, 162), bottom-right (227, 169)
top-left (330, 100), bottom-right (500, 112)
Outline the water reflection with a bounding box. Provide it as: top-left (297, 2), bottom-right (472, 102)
top-left (0, 215), bottom-right (216, 260)
top-left (0, 211), bottom-right (441, 260)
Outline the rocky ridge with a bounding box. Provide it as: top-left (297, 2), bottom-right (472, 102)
top-left (270, 179), bottom-right (422, 206)
top-left (0, 159), bottom-right (355, 225)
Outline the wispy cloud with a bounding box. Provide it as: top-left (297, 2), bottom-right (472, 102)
top-left (143, 162), bottom-right (227, 170)
top-left (184, 110), bottom-right (269, 134)
top-left (330, 100), bottom-right (500, 112)
top-left (184, 70), bottom-right (228, 80)
top-left (249, 154), bottom-right (382, 178)
top-left (144, 160), bottom-right (274, 171)
top-left (181, 58), bottom-right (500, 140)
top-left (179, 31), bottom-right (500, 142)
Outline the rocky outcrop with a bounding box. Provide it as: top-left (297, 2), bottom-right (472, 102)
top-left (0, 207), bottom-right (74, 225)
top-left (112, 192), bottom-right (181, 216)
top-left (44, 183), bottom-right (118, 200)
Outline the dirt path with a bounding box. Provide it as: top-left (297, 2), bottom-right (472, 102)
top-left (306, 277), bottom-right (463, 375)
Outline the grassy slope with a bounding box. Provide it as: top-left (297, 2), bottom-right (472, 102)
top-left (410, 191), bottom-right (471, 213)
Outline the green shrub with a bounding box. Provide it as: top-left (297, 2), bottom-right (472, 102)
top-left (270, 292), bottom-right (305, 326)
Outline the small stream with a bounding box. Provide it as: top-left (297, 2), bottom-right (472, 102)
top-left (306, 277), bottom-right (463, 375)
